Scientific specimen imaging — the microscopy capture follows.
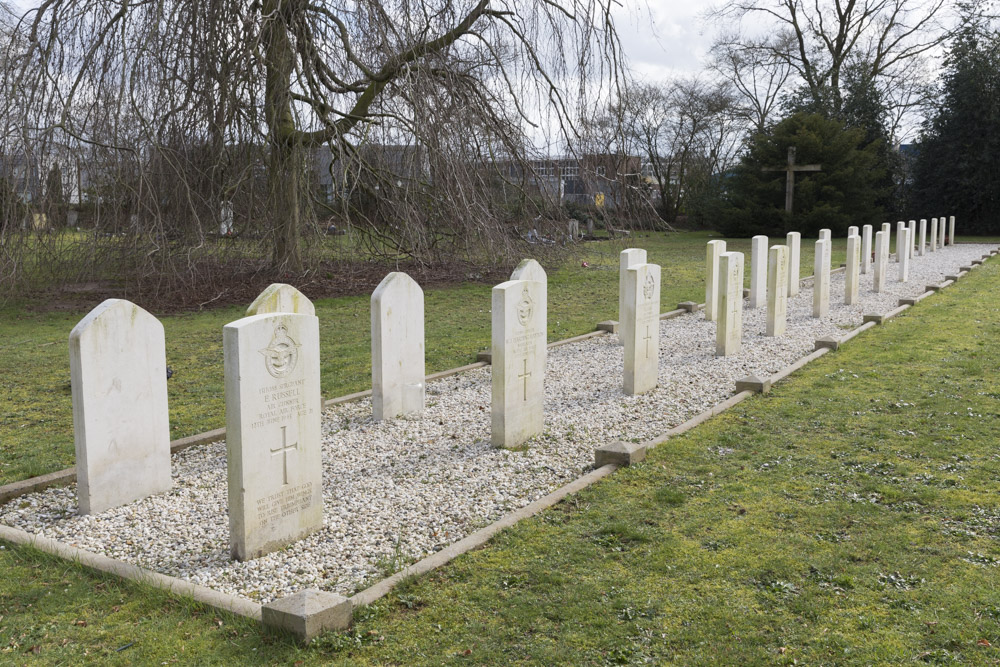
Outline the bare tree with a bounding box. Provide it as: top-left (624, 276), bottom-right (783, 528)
top-left (710, 32), bottom-right (795, 133)
top-left (710, 0), bottom-right (949, 120)
top-left (4, 0), bottom-right (623, 297)
top-left (615, 76), bottom-right (743, 224)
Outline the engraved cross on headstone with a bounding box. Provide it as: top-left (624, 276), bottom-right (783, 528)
top-left (270, 425), bottom-right (298, 486)
top-left (643, 324), bottom-right (653, 358)
top-left (762, 146), bottom-right (821, 213)
top-left (518, 358), bottom-right (531, 401)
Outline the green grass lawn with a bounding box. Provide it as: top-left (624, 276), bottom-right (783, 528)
top-left (1, 234), bottom-right (999, 664)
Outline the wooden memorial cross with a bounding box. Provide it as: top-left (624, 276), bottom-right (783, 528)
top-left (763, 146), bottom-right (821, 213)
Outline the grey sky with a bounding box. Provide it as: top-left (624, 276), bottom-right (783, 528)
top-left (615, 2), bottom-right (716, 82)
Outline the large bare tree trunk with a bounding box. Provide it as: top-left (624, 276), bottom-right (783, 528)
top-left (263, 0), bottom-right (302, 272)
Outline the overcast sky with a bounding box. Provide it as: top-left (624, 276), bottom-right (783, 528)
top-left (615, 1), bottom-right (717, 83)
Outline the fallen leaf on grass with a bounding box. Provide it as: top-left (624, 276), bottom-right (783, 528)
top-left (977, 639), bottom-right (992, 647)
top-left (73, 619), bottom-right (87, 627)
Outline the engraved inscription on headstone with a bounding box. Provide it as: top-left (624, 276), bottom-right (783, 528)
top-left (224, 312), bottom-right (323, 561)
top-left (624, 263), bottom-right (661, 395)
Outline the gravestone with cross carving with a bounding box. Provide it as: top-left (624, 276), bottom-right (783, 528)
top-left (623, 262), bottom-right (661, 395)
top-left (491, 278), bottom-right (546, 448)
top-left (224, 311), bottom-right (323, 561)
top-left (762, 146), bottom-right (821, 213)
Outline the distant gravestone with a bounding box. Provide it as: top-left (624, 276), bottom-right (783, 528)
top-left (371, 272), bottom-right (425, 421)
top-left (705, 241), bottom-right (726, 320)
top-left (881, 222), bottom-right (891, 237)
top-left (873, 231), bottom-right (888, 292)
top-left (785, 232), bottom-right (801, 296)
top-left (620, 249), bottom-right (647, 340)
top-left (939, 215), bottom-right (947, 248)
top-left (716, 252), bottom-right (744, 357)
top-left (847, 225), bottom-right (858, 237)
top-left (69, 299), bottom-right (172, 515)
top-left (897, 226), bottom-right (910, 283)
top-left (220, 202), bottom-right (234, 236)
top-left (919, 219), bottom-right (927, 256)
top-left (766, 245), bottom-right (788, 337)
top-left (818, 228), bottom-right (832, 271)
top-left (930, 218), bottom-right (938, 252)
top-left (845, 234), bottom-right (861, 305)
top-left (895, 222), bottom-right (906, 262)
top-left (491, 279), bottom-right (546, 448)
top-left (224, 312), bottom-right (323, 560)
top-left (948, 216), bottom-right (956, 245)
top-left (586, 218), bottom-right (595, 237)
top-left (567, 219), bottom-right (580, 242)
top-left (813, 239), bottom-right (830, 318)
top-left (247, 284), bottom-right (316, 317)
top-left (623, 263), bottom-right (661, 395)
top-left (749, 235), bottom-right (768, 309)
top-left (861, 225), bottom-right (872, 275)
top-left (908, 220), bottom-right (917, 259)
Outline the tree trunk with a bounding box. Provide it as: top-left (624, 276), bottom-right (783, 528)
top-left (263, 0), bottom-right (303, 272)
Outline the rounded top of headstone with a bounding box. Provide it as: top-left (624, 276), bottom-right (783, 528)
top-left (511, 258), bottom-right (546, 283)
top-left (70, 298), bottom-right (160, 343)
top-left (247, 283), bottom-right (315, 317)
top-left (372, 271), bottom-right (422, 299)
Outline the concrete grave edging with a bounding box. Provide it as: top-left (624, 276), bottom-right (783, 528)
top-left (0, 251), bottom-right (994, 641)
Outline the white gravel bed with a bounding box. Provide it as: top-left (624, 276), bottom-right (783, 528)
top-left (0, 244), bottom-right (992, 604)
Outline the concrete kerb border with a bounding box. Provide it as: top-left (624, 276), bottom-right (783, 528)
top-left (2, 250), bottom-right (995, 641)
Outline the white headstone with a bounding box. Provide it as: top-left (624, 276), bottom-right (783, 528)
top-left (881, 222), bottom-right (891, 237)
top-left (224, 312), bottom-right (323, 561)
top-left (69, 299), bottom-right (172, 515)
top-left (873, 230), bottom-right (888, 292)
top-left (939, 215), bottom-right (947, 248)
top-left (371, 272), bottom-right (425, 420)
top-left (512, 259), bottom-right (548, 318)
top-left (819, 228), bottom-right (832, 271)
top-left (749, 235), bottom-right (768, 308)
top-left (861, 225), bottom-right (872, 274)
top-left (845, 234), bottom-right (861, 305)
top-left (908, 220), bottom-right (916, 258)
top-left (813, 239), bottom-right (830, 318)
top-left (785, 232), bottom-right (801, 296)
top-left (897, 226), bottom-right (910, 282)
top-left (620, 248), bottom-right (648, 339)
top-left (491, 279), bottom-right (546, 448)
top-left (220, 201), bottom-right (234, 236)
top-left (930, 218), bottom-right (938, 252)
top-left (895, 222), bottom-right (907, 262)
top-left (847, 226), bottom-right (858, 237)
top-left (623, 263), bottom-right (661, 395)
top-left (766, 245), bottom-right (788, 337)
top-left (948, 216), bottom-right (956, 245)
top-left (716, 252), bottom-right (744, 357)
top-left (919, 219), bottom-right (927, 256)
top-left (705, 240), bottom-right (727, 319)
top-left (247, 284), bottom-right (316, 317)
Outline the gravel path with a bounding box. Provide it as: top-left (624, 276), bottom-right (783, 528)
top-left (1, 243), bottom-right (993, 604)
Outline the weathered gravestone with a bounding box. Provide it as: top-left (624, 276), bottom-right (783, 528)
top-left (512, 259), bottom-right (548, 321)
top-left (623, 263), bottom-right (661, 395)
top-left (69, 299), bottom-right (172, 514)
top-left (749, 235), bottom-right (768, 308)
top-left (620, 248), bottom-right (647, 339)
top-left (247, 283), bottom-right (316, 317)
top-left (848, 226), bottom-right (858, 237)
top-left (845, 234), bottom-right (861, 305)
top-left (716, 252), bottom-right (744, 357)
top-left (908, 220), bottom-right (917, 259)
top-left (785, 232), bottom-right (801, 296)
top-left (930, 218), bottom-right (938, 252)
top-left (939, 215), bottom-right (947, 248)
top-left (705, 241), bottom-right (726, 320)
top-left (371, 272), bottom-right (425, 421)
top-left (919, 219), bottom-right (927, 256)
top-left (224, 312), bottom-right (323, 560)
top-left (818, 228), bottom-right (832, 271)
top-left (492, 279), bottom-right (546, 448)
top-left (861, 225), bottom-right (872, 275)
top-left (949, 216), bottom-right (956, 245)
top-left (813, 239), bottom-right (830, 318)
top-left (897, 226), bottom-right (910, 282)
top-left (873, 230), bottom-right (888, 292)
top-left (766, 245), bottom-right (788, 337)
